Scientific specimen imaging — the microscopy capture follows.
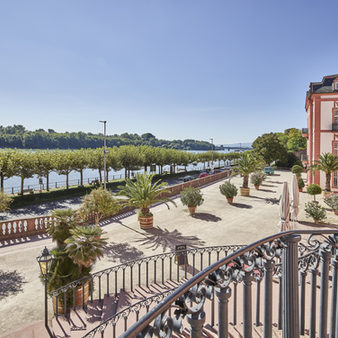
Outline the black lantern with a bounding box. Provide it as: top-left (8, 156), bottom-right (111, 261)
top-left (36, 246), bottom-right (54, 278)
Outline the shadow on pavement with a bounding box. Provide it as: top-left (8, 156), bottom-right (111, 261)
top-left (0, 270), bottom-right (27, 300)
top-left (104, 242), bottom-right (145, 263)
top-left (191, 213), bottom-right (222, 222)
top-left (230, 203), bottom-right (252, 209)
top-left (134, 227), bottom-right (205, 252)
top-left (298, 221), bottom-right (338, 229)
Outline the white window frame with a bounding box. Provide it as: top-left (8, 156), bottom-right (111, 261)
top-left (334, 171), bottom-right (338, 188)
top-left (334, 143), bottom-right (338, 156)
top-left (335, 82), bottom-right (338, 90)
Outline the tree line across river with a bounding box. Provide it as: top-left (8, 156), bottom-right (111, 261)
top-left (0, 125), bottom-right (218, 150)
top-left (0, 145), bottom-right (241, 194)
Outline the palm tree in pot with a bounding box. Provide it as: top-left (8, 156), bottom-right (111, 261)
top-left (219, 182), bottom-right (238, 203)
top-left (118, 173), bottom-right (176, 229)
top-left (236, 153), bottom-right (259, 196)
top-left (311, 153), bottom-right (338, 193)
top-left (180, 187), bottom-right (204, 215)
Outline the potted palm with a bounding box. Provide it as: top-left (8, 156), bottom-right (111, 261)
top-left (45, 209), bottom-right (107, 314)
top-left (311, 153), bottom-right (338, 194)
top-left (118, 173), bottom-right (176, 229)
top-left (180, 187), bottom-right (204, 215)
top-left (78, 187), bottom-right (121, 226)
top-left (219, 182), bottom-right (237, 203)
top-left (250, 172), bottom-right (266, 190)
top-left (236, 153), bottom-right (259, 196)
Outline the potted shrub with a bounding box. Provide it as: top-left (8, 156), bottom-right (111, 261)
top-left (291, 164), bottom-right (304, 178)
top-left (298, 177), bottom-right (305, 192)
top-left (118, 173), bottom-right (176, 229)
top-left (44, 210), bottom-right (107, 314)
top-left (250, 172), bottom-right (266, 190)
top-left (307, 184), bottom-right (322, 202)
top-left (324, 194), bottom-right (338, 215)
top-left (305, 201), bottom-right (327, 223)
top-left (219, 182), bottom-right (238, 203)
top-left (180, 187), bottom-right (204, 215)
top-left (236, 153), bottom-right (259, 196)
top-left (78, 187), bottom-right (121, 226)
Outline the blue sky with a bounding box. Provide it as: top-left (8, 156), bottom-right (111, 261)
top-left (0, 1), bottom-right (337, 144)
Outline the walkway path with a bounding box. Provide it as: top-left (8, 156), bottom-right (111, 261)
top-left (0, 170), bottom-right (336, 337)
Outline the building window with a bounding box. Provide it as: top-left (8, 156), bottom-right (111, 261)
top-left (334, 172), bottom-right (338, 188)
top-left (336, 82), bottom-right (338, 90)
top-left (335, 110), bottom-right (338, 124)
top-left (335, 143), bottom-right (338, 156)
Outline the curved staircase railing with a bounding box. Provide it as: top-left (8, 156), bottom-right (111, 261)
top-left (115, 230), bottom-right (338, 338)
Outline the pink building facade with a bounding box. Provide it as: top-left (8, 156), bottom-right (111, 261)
top-left (303, 74), bottom-right (338, 192)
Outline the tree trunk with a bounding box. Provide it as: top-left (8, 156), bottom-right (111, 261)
top-left (325, 173), bottom-right (331, 191)
top-left (80, 169), bottom-right (83, 186)
top-left (243, 175), bottom-right (249, 188)
top-left (124, 168), bottom-right (127, 179)
top-left (66, 173), bottom-right (69, 189)
top-left (144, 165), bottom-right (147, 173)
top-left (99, 169), bottom-right (102, 183)
top-left (0, 173), bottom-right (4, 192)
top-left (46, 173), bottom-right (49, 191)
top-left (21, 176), bottom-right (24, 195)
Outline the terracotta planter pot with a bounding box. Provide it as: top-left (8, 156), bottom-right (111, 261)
top-left (299, 188), bottom-right (303, 192)
top-left (188, 206), bottom-right (196, 215)
top-left (254, 185), bottom-right (259, 190)
top-left (322, 191), bottom-right (332, 198)
top-left (240, 187), bottom-right (250, 196)
top-left (139, 215), bottom-right (154, 230)
top-left (52, 280), bottom-right (90, 314)
top-left (226, 197), bottom-right (233, 204)
top-left (334, 210), bottom-right (338, 216)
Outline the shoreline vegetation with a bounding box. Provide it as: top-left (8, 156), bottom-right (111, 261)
top-left (0, 124), bottom-right (225, 150)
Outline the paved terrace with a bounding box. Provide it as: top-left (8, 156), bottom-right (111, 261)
top-left (0, 170), bottom-right (337, 337)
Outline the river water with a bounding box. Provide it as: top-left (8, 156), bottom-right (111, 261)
top-left (4, 150), bottom-right (235, 194)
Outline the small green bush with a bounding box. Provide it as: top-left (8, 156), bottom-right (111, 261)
top-left (305, 201), bottom-right (327, 222)
top-left (219, 182), bottom-right (238, 198)
top-left (250, 172), bottom-right (266, 186)
top-left (292, 165), bottom-right (304, 177)
top-left (0, 191), bottom-right (12, 212)
top-left (180, 187), bottom-right (204, 207)
top-left (307, 184), bottom-right (322, 201)
top-left (324, 194), bottom-right (338, 212)
top-left (298, 178), bottom-right (305, 189)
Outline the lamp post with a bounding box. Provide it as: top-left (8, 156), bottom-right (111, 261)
top-left (210, 138), bottom-right (214, 172)
top-left (99, 120), bottom-right (107, 189)
top-left (36, 246), bottom-right (54, 338)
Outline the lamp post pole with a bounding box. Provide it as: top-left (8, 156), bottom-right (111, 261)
top-left (99, 121), bottom-right (107, 189)
top-left (210, 138), bottom-right (214, 170)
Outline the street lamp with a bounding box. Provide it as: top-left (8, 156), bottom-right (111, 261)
top-left (210, 138), bottom-right (214, 171)
top-left (99, 120), bottom-right (107, 189)
top-left (36, 246), bottom-right (54, 337)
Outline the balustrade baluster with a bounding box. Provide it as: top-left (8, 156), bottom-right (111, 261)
top-left (154, 260), bottom-right (157, 284)
top-left (63, 291), bottom-right (67, 316)
top-left (138, 263), bottom-right (141, 287)
top-left (282, 234), bottom-right (300, 338)
top-left (161, 258), bottom-right (164, 284)
top-left (106, 274), bottom-right (110, 296)
top-left (193, 253), bottom-right (196, 276)
top-left (113, 324), bottom-right (116, 338)
top-left (319, 245), bottom-right (331, 338)
top-left (255, 279), bottom-right (261, 327)
top-left (123, 268), bottom-right (126, 291)
top-left (130, 266), bottom-right (133, 292)
top-left (169, 257), bottom-right (172, 281)
top-left (73, 288), bottom-right (76, 310)
top-left (208, 251), bottom-right (211, 266)
top-left (310, 268), bottom-right (318, 338)
top-left (177, 258), bottom-right (180, 282)
top-left (98, 276), bottom-right (102, 302)
top-left (200, 252), bottom-right (203, 271)
top-left (263, 260), bottom-right (274, 338)
top-left (243, 272), bottom-right (253, 338)
top-left (299, 270), bottom-right (306, 335)
top-left (146, 262), bottom-right (149, 288)
top-left (278, 274), bottom-right (282, 330)
top-left (90, 279), bottom-right (93, 303)
top-left (124, 317), bottom-right (128, 331)
top-left (211, 290), bottom-right (215, 327)
top-left (233, 282), bottom-right (237, 325)
top-left (330, 254), bottom-right (338, 338)
top-left (115, 271), bottom-right (118, 297)
top-left (82, 284), bottom-right (85, 309)
top-left (56, 295), bottom-right (59, 318)
top-left (216, 287), bottom-right (231, 337)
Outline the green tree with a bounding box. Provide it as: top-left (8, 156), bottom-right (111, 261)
top-left (311, 153), bottom-right (338, 192)
top-left (0, 150), bottom-right (16, 192)
top-left (117, 145), bottom-right (144, 178)
top-left (55, 150), bottom-right (76, 189)
top-left (0, 192), bottom-right (12, 212)
top-left (237, 152), bottom-right (260, 188)
top-left (34, 151), bottom-right (55, 191)
top-left (73, 149), bottom-right (89, 186)
top-left (252, 132), bottom-right (287, 165)
top-left (280, 128), bottom-right (307, 152)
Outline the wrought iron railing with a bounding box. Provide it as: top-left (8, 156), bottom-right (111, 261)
top-left (49, 245), bottom-right (244, 321)
top-left (115, 230), bottom-right (338, 338)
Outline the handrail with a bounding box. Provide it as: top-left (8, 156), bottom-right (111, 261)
top-left (49, 244), bottom-right (244, 297)
top-left (121, 230), bottom-right (338, 337)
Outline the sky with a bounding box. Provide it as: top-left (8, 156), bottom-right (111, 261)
top-left (0, 1), bottom-right (338, 144)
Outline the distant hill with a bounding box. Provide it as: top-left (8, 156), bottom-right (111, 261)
top-left (0, 124), bottom-right (222, 151)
